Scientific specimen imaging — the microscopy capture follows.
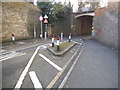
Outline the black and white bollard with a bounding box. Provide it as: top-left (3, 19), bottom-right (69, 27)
top-left (52, 34), bottom-right (54, 47)
top-left (69, 33), bottom-right (71, 42)
top-left (12, 34), bottom-right (15, 44)
top-left (56, 36), bottom-right (60, 51)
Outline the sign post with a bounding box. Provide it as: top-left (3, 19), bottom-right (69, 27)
top-left (39, 16), bottom-right (43, 38)
top-left (44, 16), bottom-right (48, 39)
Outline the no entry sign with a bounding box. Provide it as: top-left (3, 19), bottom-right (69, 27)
top-left (39, 16), bottom-right (43, 21)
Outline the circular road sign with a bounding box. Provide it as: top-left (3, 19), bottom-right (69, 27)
top-left (39, 16), bottom-right (43, 21)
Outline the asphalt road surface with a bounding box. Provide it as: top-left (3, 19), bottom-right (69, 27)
top-left (1, 37), bottom-right (118, 89)
top-left (1, 39), bottom-right (83, 89)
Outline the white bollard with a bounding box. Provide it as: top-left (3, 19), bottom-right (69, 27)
top-left (52, 34), bottom-right (54, 47)
top-left (69, 33), bottom-right (71, 42)
top-left (61, 33), bottom-right (63, 42)
top-left (45, 32), bottom-right (47, 39)
top-left (12, 34), bottom-right (15, 44)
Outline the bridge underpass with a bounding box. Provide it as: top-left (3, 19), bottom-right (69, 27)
top-left (72, 12), bottom-right (94, 36)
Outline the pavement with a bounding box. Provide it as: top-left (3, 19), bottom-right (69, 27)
top-left (63, 39), bottom-right (118, 88)
top-left (1, 38), bottom-right (51, 51)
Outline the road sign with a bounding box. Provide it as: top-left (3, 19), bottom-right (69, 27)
top-left (39, 16), bottom-right (43, 21)
top-left (44, 19), bottom-right (48, 23)
top-left (44, 15), bottom-right (48, 19)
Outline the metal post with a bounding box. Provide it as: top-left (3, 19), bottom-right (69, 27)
top-left (45, 32), bottom-right (47, 39)
top-left (61, 33), bottom-right (63, 42)
top-left (46, 24), bottom-right (47, 37)
top-left (34, 23), bottom-right (36, 38)
top-left (45, 24), bottom-right (47, 39)
top-left (40, 21), bottom-right (43, 38)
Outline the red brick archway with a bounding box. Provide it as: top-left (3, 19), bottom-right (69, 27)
top-left (74, 15), bottom-right (93, 36)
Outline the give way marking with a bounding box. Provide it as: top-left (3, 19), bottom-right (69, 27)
top-left (29, 71), bottom-right (43, 89)
top-left (39, 54), bottom-right (62, 71)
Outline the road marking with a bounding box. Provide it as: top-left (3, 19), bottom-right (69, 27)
top-left (46, 44), bottom-right (82, 88)
top-left (0, 52), bottom-right (26, 62)
top-left (29, 71), bottom-right (43, 89)
top-left (49, 43), bottom-right (52, 46)
top-left (42, 45), bottom-right (47, 49)
top-left (39, 54), bottom-right (62, 71)
top-left (59, 43), bottom-right (84, 88)
top-left (72, 40), bottom-right (83, 44)
top-left (14, 46), bottom-right (40, 89)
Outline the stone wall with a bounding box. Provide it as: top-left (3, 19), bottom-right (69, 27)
top-left (1, 2), bottom-right (41, 42)
top-left (94, 2), bottom-right (118, 49)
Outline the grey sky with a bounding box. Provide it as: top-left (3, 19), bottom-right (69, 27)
top-left (34, 0), bottom-right (109, 12)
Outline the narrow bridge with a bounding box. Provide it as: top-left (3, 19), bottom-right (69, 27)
top-left (70, 11), bottom-right (95, 36)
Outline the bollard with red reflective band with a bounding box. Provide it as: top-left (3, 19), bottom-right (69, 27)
top-left (52, 34), bottom-right (54, 47)
top-left (12, 34), bottom-right (15, 44)
top-left (69, 33), bottom-right (71, 42)
top-left (56, 36), bottom-right (60, 51)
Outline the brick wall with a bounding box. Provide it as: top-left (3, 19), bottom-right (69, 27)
top-left (94, 2), bottom-right (118, 49)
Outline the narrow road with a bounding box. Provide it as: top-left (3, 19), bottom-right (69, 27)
top-left (1, 38), bottom-right (118, 89)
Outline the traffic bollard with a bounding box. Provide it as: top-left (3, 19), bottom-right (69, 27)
top-left (69, 33), bottom-right (71, 42)
top-left (56, 36), bottom-right (60, 51)
top-left (12, 34), bottom-right (15, 44)
top-left (52, 34), bottom-right (54, 47)
top-left (45, 32), bottom-right (46, 39)
top-left (61, 33), bottom-right (63, 42)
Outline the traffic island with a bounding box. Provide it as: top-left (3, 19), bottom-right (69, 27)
top-left (47, 41), bottom-right (76, 56)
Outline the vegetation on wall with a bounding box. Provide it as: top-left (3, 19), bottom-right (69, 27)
top-left (37, 1), bottom-right (73, 25)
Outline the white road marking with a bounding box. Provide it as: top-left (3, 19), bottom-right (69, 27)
top-left (14, 46), bottom-right (40, 89)
top-left (42, 45), bottom-right (47, 49)
top-left (29, 71), bottom-right (43, 89)
top-left (70, 51), bottom-right (75, 53)
top-left (0, 53), bottom-right (26, 62)
top-left (46, 44), bottom-right (82, 88)
top-left (59, 43), bottom-right (84, 88)
top-left (0, 52), bottom-right (26, 62)
top-left (39, 54), bottom-right (62, 71)
top-left (49, 43), bottom-right (52, 46)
